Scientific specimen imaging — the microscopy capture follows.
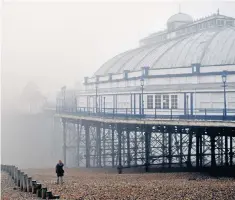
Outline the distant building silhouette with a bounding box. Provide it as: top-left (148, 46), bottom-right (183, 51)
top-left (19, 81), bottom-right (46, 114)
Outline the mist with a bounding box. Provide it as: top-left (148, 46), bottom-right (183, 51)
top-left (2, 0), bottom-right (235, 169)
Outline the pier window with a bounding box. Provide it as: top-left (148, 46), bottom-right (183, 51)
top-left (209, 20), bottom-right (215, 27)
top-left (163, 95), bottom-right (169, 109)
top-left (155, 95), bottom-right (161, 109)
top-left (192, 25), bottom-right (196, 32)
top-left (217, 19), bottom-right (224, 26)
top-left (199, 23), bottom-right (202, 30)
top-left (226, 20), bottom-right (233, 26)
top-left (147, 95), bottom-right (153, 109)
top-left (171, 95), bottom-right (178, 109)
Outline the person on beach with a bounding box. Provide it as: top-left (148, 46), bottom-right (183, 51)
top-left (55, 160), bottom-right (64, 184)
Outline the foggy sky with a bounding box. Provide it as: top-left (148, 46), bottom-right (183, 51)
top-left (2, 1), bottom-right (235, 99)
top-left (1, 0), bottom-right (235, 169)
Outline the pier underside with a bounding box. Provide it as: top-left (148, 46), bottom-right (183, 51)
top-left (56, 114), bottom-right (235, 176)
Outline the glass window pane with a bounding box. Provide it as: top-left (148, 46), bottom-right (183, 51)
top-left (147, 95), bottom-right (153, 109)
top-left (155, 95), bottom-right (161, 109)
top-left (163, 95), bottom-right (169, 109)
top-left (171, 95), bottom-right (178, 109)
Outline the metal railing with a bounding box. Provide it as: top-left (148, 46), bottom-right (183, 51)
top-left (56, 106), bottom-right (235, 121)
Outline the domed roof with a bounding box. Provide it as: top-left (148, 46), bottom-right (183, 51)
top-left (94, 28), bottom-right (235, 76)
top-left (167, 13), bottom-right (193, 24)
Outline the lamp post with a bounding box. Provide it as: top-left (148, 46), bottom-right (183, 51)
top-left (95, 82), bottom-right (98, 113)
top-left (221, 70), bottom-right (228, 119)
top-left (103, 96), bottom-right (106, 114)
top-left (140, 77), bottom-right (144, 116)
top-left (74, 96), bottom-right (77, 113)
top-left (56, 97), bottom-right (59, 112)
top-left (61, 86), bottom-right (66, 111)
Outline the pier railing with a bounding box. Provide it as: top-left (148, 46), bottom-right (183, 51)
top-left (56, 106), bottom-right (235, 121)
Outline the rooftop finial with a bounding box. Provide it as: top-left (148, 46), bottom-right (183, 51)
top-left (217, 8), bottom-right (220, 15)
top-left (179, 3), bottom-right (181, 13)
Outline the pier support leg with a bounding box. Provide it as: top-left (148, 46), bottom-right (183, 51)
top-left (162, 127), bottom-right (166, 168)
top-left (85, 123), bottom-right (90, 168)
top-left (196, 131), bottom-right (200, 170)
top-left (127, 127), bottom-right (131, 168)
top-left (230, 136), bottom-right (233, 166)
top-left (111, 125), bottom-right (115, 168)
top-left (187, 130), bottom-right (193, 168)
top-left (180, 131), bottom-right (183, 167)
top-left (96, 123), bottom-right (101, 167)
top-left (134, 130), bottom-right (138, 166)
top-left (211, 135), bottom-right (216, 168)
top-left (145, 126), bottom-right (151, 172)
top-left (168, 131), bottom-right (172, 168)
top-left (117, 125), bottom-right (123, 174)
top-left (102, 124), bottom-right (106, 167)
top-left (77, 121), bottom-right (81, 167)
top-left (62, 119), bottom-right (67, 166)
top-left (199, 132), bottom-right (203, 168)
top-left (225, 135), bottom-right (229, 166)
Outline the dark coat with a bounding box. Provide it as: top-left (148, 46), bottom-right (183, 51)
top-left (56, 163), bottom-right (64, 177)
